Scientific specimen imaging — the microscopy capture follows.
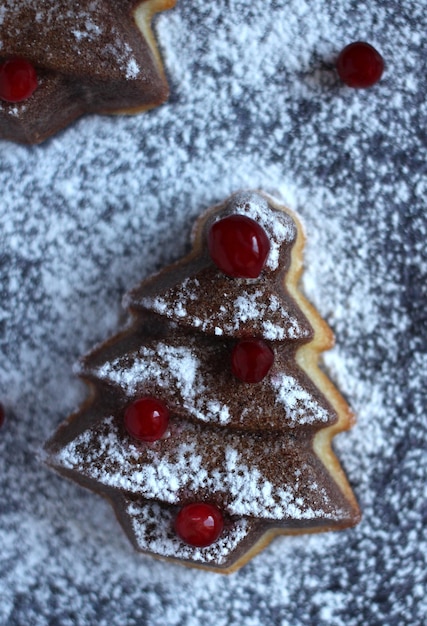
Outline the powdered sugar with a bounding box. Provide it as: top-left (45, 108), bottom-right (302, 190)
top-left (126, 499), bottom-right (252, 564)
top-left (135, 192), bottom-right (307, 340)
top-left (95, 344), bottom-right (199, 399)
top-left (92, 342), bottom-right (233, 425)
top-left (212, 190), bottom-right (297, 271)
top-left (233, 291), bottom-right (299, 338)
top-left (1, 0), bottom-right (427, 624)
top-left (271, 373), bottom-right (330, 425)
top-left (143, 285), bottom-right (310, 339)
top-left (54, 416), bottom-right (343, 521)
top-left (0, 0), bottom-right (145, 78)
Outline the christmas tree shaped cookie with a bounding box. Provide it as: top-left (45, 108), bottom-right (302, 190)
top-left (0, 0), bottom-right (175, 143)
top-left (45, 191), bottom-right (360, 573)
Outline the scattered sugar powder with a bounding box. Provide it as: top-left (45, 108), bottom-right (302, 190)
top-left (90, 338), bottom-right (326, 427)
top-left (219, 190), bottom-right (297, 271)
top-left (1, 0), bottom-right (427, 625)
top-left (270, 373), bottom-right (330, 425)
top-left (126, 499), bottom-right (251, 565)
top-left (55, 416), bottom-right (341, 521)
top-left (144, 284), bottom-right (310, 340)
top-left (0, 1), bottom-right (144, 78)
top-left (95, 344), bottom-right (199, 399)
top-left (93, 342), bottom-right (231, 424)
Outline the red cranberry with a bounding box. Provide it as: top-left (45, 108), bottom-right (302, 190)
top-left (208, 215), bottom-right (270, 278)
top-left (0, 58), bottom-right (38, 103)
top-left (336, 42), bottom-right (384, 88)
top-left (174, 502), bottom-right (224, 547)
top-left (124, 397), bottom-right (169, 442)
top-left (231, 338), bottom-right (274, 383)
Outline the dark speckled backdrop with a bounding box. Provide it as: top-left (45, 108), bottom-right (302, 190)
top-left (1, 1), bottom-right (427, 625)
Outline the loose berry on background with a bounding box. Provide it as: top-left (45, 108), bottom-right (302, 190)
top-left (124, 397), bottom-right (169, 442)
top-left (174, 502), bottom-right (224, 547)
top-left (0, 58), bottom-right (38, 102)
top-left (208, 214), bottom-right (270, 278)
top-left (336, 41), bottom-right (384, 88)
top-left (231, 338), bottom-right (274, 383)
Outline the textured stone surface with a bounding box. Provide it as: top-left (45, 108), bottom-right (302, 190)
top-left (1, 1), bottom-right (427, 624)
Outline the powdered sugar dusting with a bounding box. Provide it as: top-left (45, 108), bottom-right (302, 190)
top-left (142, 280), bottom-right (311, 340)
top-left (90, 337), bottom-right (329, 428)
top-left (126, 499), bottom-right (251, 564)
top-left (55, 416), bottom-right (343, 521)
top-left (271, 373), bottom-right (330, 425)
top-left (0, 1), bottom-right (144, 78)
top-left (93, 343), bottom-right (232, 425)
top-left (220, 190), bottom-right (297, 271)
top-left (96, 344), bottom-right (199, 399)
top-left (1, 0), bottom-right (427, 624)
top-left (234, 291), bottom-right (290, 336)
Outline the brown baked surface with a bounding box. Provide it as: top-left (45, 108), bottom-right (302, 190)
top-left (0, 0), bottom-right (175, 143)
top-left (45, 190), bottom-right (360, 573)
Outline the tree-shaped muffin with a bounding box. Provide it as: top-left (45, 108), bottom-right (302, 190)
top-left (45, 190), bottom-right (360, 573)
top-left (0, 0), bottom-right (175, 143)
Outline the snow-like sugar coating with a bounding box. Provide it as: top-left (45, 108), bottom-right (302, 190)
top-left (271, 373), bottom-right (330, 424)
top-left (96, 344), bottom-right (199, 399)
top-left (134, 193), bottom-right (308, 341)
top-left (56, 416), bottom-right (343, 521)
top-left (94, 343), bottom-right (231, 425)
top-left (223, 190), bottom-right (297, 271)
top-left (0, 0), bottom-right (145, 78)
top-left (1, 0), bottom-right (427, 624)
top-left (126, 499), bottom-right (252, 564)
top-left (143, 282), bottom-right (311, 340)
top-left (91, 338), bottom-right (330, 429)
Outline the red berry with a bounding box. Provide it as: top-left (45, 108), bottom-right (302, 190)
top-left (231, 338), bottom-right (274, 383)
top-left (0, 58), bottom-right (38, 103)
top-left (208, 215), bottom-right (270, 278)
top-left (174, 502), bottom-right (224, 547)
top-left (124, 397), bottom-right (169, 442)
top-left (336, 42), bottom-right (384, 88)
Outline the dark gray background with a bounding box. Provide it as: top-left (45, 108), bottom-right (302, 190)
top-left (1, 1), bottom-right (426, 624)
